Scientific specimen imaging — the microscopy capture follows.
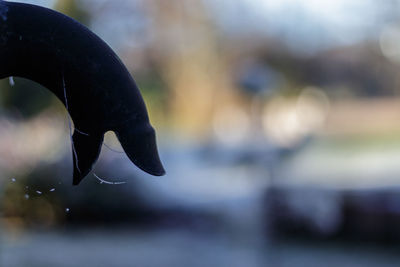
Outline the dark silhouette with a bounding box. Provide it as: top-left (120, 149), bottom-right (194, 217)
top-left (0, 1), bottom-right (165, 185)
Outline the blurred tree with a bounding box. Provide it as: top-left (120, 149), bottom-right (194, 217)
top-left (143, 0), bottom-right (241, 138)
top-left (54, 0), bottom-right (90, 26)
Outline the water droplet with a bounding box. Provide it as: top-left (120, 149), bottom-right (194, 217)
top-left (36, 190), bottom-right (42, 195)
top-left (11, 178), bottom-right (16, 182)
top-left (49, 188), bottom-right (55, 192)
top-left (24, 194), bottom-right (30, 200)
top-left (65, 208), bottom-right (70, 213)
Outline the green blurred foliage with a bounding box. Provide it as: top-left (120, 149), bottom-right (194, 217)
top-left (54, 0), bottom-right (90, 26)
top-left (0, 78), bottom-right (56, 119)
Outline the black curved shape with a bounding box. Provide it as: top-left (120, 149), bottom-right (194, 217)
top-left (0, 1), bottom-right (165, 185)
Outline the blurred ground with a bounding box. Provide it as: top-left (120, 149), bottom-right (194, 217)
top-left (2, 229), bottom-right (400, 267)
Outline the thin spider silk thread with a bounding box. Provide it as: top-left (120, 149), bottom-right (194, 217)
top-left (103, 142), bottom-right (125, 153)
top-left (62, 72), bottom-right (126, 185)
top-left (62, 73), bottom-right (81, 174)
top-left (73, 123), bottom-right (123, 152)
top-left (74, 128), bottom-right (89, 136)
top-left (93, 173), bottom-right (126, 185)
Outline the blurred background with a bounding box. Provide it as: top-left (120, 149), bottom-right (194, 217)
top-left (2, 0), bottom-right (400, 266)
